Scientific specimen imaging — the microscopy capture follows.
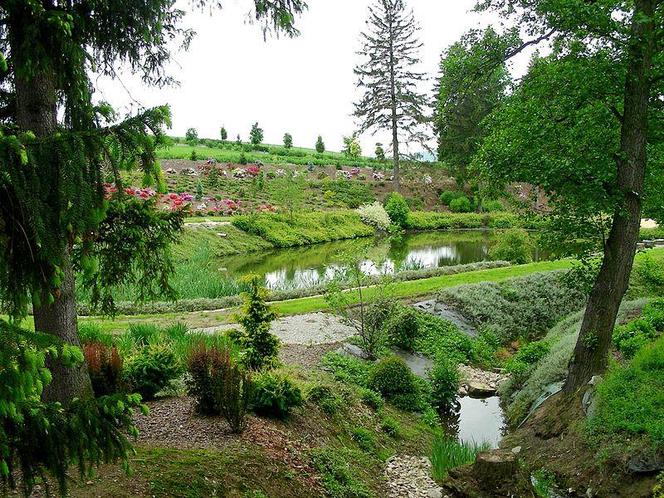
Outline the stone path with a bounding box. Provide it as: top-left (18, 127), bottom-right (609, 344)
top-left (194, 312), bottom-right (356, 345)
top-left (384, 455), bottom-right (443, 498)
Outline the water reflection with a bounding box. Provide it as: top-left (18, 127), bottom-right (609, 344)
top-left (218, 230), bottom-right (544, 291)
top-left (440, 396), bottom-right (507, 449)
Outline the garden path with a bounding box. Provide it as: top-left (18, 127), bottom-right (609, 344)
top-left (193, 311), bottom-right (356, 345)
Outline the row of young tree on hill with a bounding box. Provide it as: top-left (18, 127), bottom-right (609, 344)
top-left (185, 124), bottom-right (389, 160)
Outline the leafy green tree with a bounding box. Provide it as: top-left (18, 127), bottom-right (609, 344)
top-left (375, 143), bottom-right (386, 161)
top-left (0, 0), bottom-right (305, 492)
top-left (316, 135), bottom-right (326, 153)
top-left (270, 171), bottom-right (307, 219)
top-left (250, 122), bottom-right (264, 145)
top-left (220, 126), bottom-right (228, 141)
top-left (384, 192), bottom-right (409, 227)
top-left (343, 133), bottom-right (362, 158)
top-left (473, 0), bottom-right (664, 392)
top-left (435, 27), bottom-right (511, 187)
top-left (354, 0), bottom-right (428, 189)
top-left (185, 127), bottom-right (199, 145)
top-left (283, 132), bottom-right (293, 149)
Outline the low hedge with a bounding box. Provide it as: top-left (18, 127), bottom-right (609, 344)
top-left (404, 211), bottom-right (544, 231)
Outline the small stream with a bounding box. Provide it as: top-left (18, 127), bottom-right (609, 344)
top-left (218, 230), bottom-right (547, 291)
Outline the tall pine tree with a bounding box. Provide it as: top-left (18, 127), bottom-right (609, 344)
top-left (354, 0), bottom-right (427, 189)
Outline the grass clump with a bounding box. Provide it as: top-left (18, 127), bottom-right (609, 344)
top-left (311, 448), bottom-right (371, 498)
top-left (588, 335), bottom-right (664, 449)
top-left (430, 435), bottom-right (490, 481)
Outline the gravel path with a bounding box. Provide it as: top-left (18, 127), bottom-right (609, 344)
top-left (195, 312), bottom-right (357, 345)
top-left (384, 455), bottom-right (444, 498)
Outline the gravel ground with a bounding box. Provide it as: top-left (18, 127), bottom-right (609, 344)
top-left (195, 312), bottom-right (357, 345)
top-left (384, 455), bottom-right (444, 498)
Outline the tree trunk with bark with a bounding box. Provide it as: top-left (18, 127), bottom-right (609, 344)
top-left (564, 0), bottom-right (655, 392)
top-left (388, 16), bottom-right (400, 191)
top-left (13, 57), bottom-right (93, 403)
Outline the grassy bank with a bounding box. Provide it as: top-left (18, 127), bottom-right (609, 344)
top-left (232, 210), bottom-right (374, 247)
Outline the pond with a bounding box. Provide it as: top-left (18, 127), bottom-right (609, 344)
top-left (218, 230), bottom-right (547, 291)
top-left (441, 396), bottom-right (507, 449)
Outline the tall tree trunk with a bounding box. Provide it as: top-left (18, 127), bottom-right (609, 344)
top-left (13, 65), bottom-right (93, 403)
top-left (564, 0), bottom-right (655, 392)
top-left (388, 15), bottom-right (400, 191)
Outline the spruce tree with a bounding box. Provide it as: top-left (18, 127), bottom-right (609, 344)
top-left (0, 1), bottom-right (304, 491)
top-left (220, 126), bottom-right (228, 141)
top-left (316, 135), bottom-right (326, 153)
top-left (354, 0), bottom-right (427, 189)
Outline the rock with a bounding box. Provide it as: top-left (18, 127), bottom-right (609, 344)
top-left (467, 381), bottom-right (496, 397)
top-left (458, 385), bottom-right (468, 396)
top-left (427, 490), bottom-right (442, 498)
top-left (216, 232), bottom-right (227, 238)
top-left (474, 450), bottom-right (517, 492)
top-left (511, 446), bottom-right (521, 455)
top-left (627, 451), bottom-right (664, 474)
top-left (588, 375), bottom-right (602, 386)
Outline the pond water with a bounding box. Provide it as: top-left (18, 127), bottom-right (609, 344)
top-left (441, 396), bottom-right (507, 449)
top-left (219, 230), bottom-right (547, 291)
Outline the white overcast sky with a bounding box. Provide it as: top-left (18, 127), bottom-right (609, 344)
top-left (96, 0), bottom-right (524, 154)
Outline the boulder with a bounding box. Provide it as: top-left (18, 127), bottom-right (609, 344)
top-left (467, 381), bottom-right (496, 397)
top-left (627, 451), bottom-right (664, 474)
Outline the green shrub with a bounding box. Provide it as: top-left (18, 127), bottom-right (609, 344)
top-left (482, 199), bottom-right (505, 212)
top-left (368, 356), bottom-right (416, 400)
top-left (308, 384), bottom-right (343, 415)
top-left (449, 196), bottom-right (473, 213)
top-left (421, 406), bottom-right (441, 428)
top-left (489, 229), bottom-right (534, 264)
top-left (613, 319), bottom-right (657, 359)
top-left (644, 298), bottom-right (664, 330)
top-left (358, 387), bottom-right (384, 410)
top-left (380, 416), bottom-right (400, 437)
top-left (429, 358), bottom-right (460, 409)
top-left (123, 344), bottom-right (179, 400)
top-left (127, 323), bottom-right (160, 346)
top-left (251, 371), bottom-right (303, 419)
top-left (384, 192), bottom-right (410, 227)
top-left (439, 271), bottom-right (587, 343)
top-left (234, 275), bottom-right (279, 370)
top-left (439, 190), bottom-right (463, 206)
top-left (385, 304), bottom-right (420, 351)
top-left (589, 335), bottom-right (664, 448)
top-left (505, 340), bottom-right (551, 388)
top-left (351, 427), bottom-right (375, 452)
top-left (311, 448), bottom-right (370, 498)
top-left (431, 436), bottom-right (490, 481)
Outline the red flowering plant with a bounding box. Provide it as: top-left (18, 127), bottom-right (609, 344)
top-left (245, 165), bottom-right (261, 177)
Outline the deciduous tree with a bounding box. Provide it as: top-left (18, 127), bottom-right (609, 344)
top-left (473, 0), bottom-right (664, 392)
